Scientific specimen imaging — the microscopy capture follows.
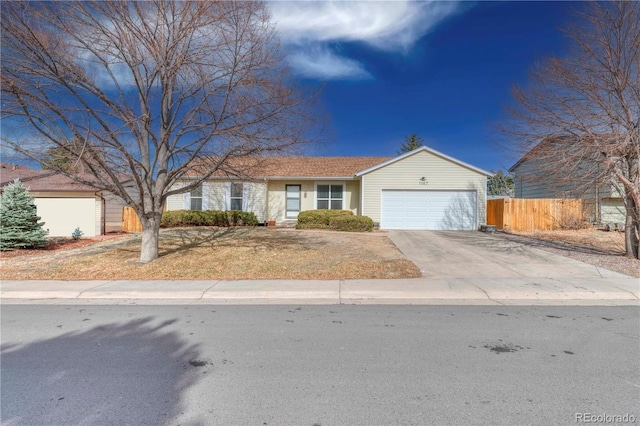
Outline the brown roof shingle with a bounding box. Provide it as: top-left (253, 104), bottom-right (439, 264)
top-left (0, 163), bottom-right (44, 182)
top-left (1, 163), bottom-right (99, 192)
top-left (188, 156), bottom-right (392, 178)
top-left (255, 156), bottom-right (391, 177)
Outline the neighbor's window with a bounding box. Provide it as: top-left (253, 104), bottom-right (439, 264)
top-left (190, 186), bottom-right (203, 210)
top-left (317, 184), bottom-right (343, 210)
top-left (230, 183), bottom-right (243, 211)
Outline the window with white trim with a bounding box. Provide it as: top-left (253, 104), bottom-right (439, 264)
top-left (230, 183), bottom-right (243, 211)
top-left (317, 184), bottom-right (343, 210)
top-left (190, 186), bottom-right (203, 210)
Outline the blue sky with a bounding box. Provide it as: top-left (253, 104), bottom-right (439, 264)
top-left (271, 1), bottom-right (580, 172)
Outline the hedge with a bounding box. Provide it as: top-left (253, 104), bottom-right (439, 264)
top-left (329, 215), bottom-right (374, 232)
top-left (160, 210), bottom-right (258, 228)
top-left (295, 209), bottom-right (354, 229)
top-left (296, 209), bottom-right (373, 232)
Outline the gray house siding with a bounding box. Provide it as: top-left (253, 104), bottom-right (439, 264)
top-left (510, 158), bottom-right (624, 225)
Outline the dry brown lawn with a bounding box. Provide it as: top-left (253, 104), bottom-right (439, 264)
top-left (1, 227), bottom-right (421, 280)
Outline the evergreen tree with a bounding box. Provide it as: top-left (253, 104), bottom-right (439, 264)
top-left (398, 134), bottom-right (424, 154)
top-left (487, 171), bottom-right (515, 197)
top-left (0, 179), bottom-right (48, 250)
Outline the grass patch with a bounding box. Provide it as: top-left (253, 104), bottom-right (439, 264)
top-left (1, 227), bottom-right (421, 280)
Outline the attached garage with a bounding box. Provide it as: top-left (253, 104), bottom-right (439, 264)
top-left (356, 147), bottom-right (493, 231)
top-left (381, 190), bottom-right (477, 230)
top-left (33, 196), bottom-right (100, 237)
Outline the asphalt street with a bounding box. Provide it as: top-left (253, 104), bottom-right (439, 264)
top-left (2, 305), bottom-right (639, 426)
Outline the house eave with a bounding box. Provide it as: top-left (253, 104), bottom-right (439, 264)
top-left (183, 176), bottom-right (358, 181)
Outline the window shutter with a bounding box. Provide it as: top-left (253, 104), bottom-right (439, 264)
top-left (223, 182), bottom-right (231, 210)
top-left (202, 182), bottom-right (209, 210)
top-left (242, 183), bottom-right (250, 212)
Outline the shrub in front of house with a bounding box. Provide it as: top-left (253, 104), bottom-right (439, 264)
top-left (295, 209), bottom-right (354, 229)
top-left (160, 210), bottom-right (258, 228)
top-left (296, 209), bottom-right (373, 232)
top-left (329, 215), bottom-right (374, 232)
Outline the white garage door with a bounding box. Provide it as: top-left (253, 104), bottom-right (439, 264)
top-left (34, 198), bottom-right (97, 237)
top-left (381, 190), bottom-right (477, 230)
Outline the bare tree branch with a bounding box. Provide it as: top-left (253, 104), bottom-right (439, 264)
top-left (1, 0), bottom-right (323, 262)
top-left (501, 1), bottom-right (640, 258)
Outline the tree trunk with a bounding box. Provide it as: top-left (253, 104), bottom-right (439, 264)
top-left (624, 192), bottom-right (639, 259)
top-left (139, 213), bottom-right (162, 263)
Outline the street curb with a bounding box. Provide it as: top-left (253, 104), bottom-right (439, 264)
top-left (1, 278), bottom-right (638, 306)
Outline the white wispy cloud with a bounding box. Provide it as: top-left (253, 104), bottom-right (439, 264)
top-left (270, 1), bottom-right (464, 80)
top-left (287, 46), bottom-right (372, 80)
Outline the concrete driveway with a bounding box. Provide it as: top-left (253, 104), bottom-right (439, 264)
top-left (387, 230), bottom-right (630, 280)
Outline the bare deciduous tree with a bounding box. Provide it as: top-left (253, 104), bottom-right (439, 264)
top-left (1, 1), bottom-right (321, 262)
top-left (503, 1), bottom-right (639, 258)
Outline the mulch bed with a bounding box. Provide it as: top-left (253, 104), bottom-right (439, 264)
top-left (0, 234), bottom-right (126, 259)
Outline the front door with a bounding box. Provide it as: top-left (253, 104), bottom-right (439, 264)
top-left (286, 185), bottom-right (301, 218)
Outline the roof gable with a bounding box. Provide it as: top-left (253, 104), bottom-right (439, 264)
top-left (355, 146), bottom-right (493, 177)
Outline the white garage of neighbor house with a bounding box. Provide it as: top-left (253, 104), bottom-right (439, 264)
top-left (1, 163), bottom-right (129, 237)
top-left (167, 146), bottom-right (493, 230)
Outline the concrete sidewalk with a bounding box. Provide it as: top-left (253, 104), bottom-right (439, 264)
top-left (1, 276), bottom-right (638, 305)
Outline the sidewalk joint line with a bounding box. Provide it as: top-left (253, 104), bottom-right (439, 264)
top-left (467, 280), bottom-right (505, 306)
top-left (339, 280), bottom-right (343, 305)
top-left (607, 284), bottom-right (640, 300)
top-left (594, 266), bottom-right (605, 278)
top-left (198, 281), bottom-right (220, 300)
top-left (76, 281), bottom-right (113, 298)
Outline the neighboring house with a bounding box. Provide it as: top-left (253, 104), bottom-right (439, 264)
top-left (0, 163), bottom-right (129, 237)
top-left (509, 149), bottom-right (625, 225)
top-left (166, 146), bottom-right (493, 231)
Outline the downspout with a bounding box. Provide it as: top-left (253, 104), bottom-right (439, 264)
top-left (263, 178), bottom-right (269, 225)
top-left (360, 175), bottom-right (365, 217)
top-left (595, 162), bottom-right (600, 224)
top-left (96, 191), bottom-right (106, 235)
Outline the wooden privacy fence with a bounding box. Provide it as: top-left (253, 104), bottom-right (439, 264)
top-left (487, 198), bottom-right (585, 232)
top-left (123, 205), bottom-right (168, 233)
top-left (122, 206), bottom-right (143, 233)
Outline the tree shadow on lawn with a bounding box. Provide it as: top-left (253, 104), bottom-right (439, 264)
top-left (159, 227), bottom-right (235, 257)
top-left (158, 227), bottom-right (329, 258)
top-left (1, 317), bottom-right (204, 426)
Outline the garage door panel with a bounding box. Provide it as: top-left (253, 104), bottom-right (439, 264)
top-left (381, 190), bottom-right (476, 230)
top-left (34, 198), bottom-right (97, 237)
